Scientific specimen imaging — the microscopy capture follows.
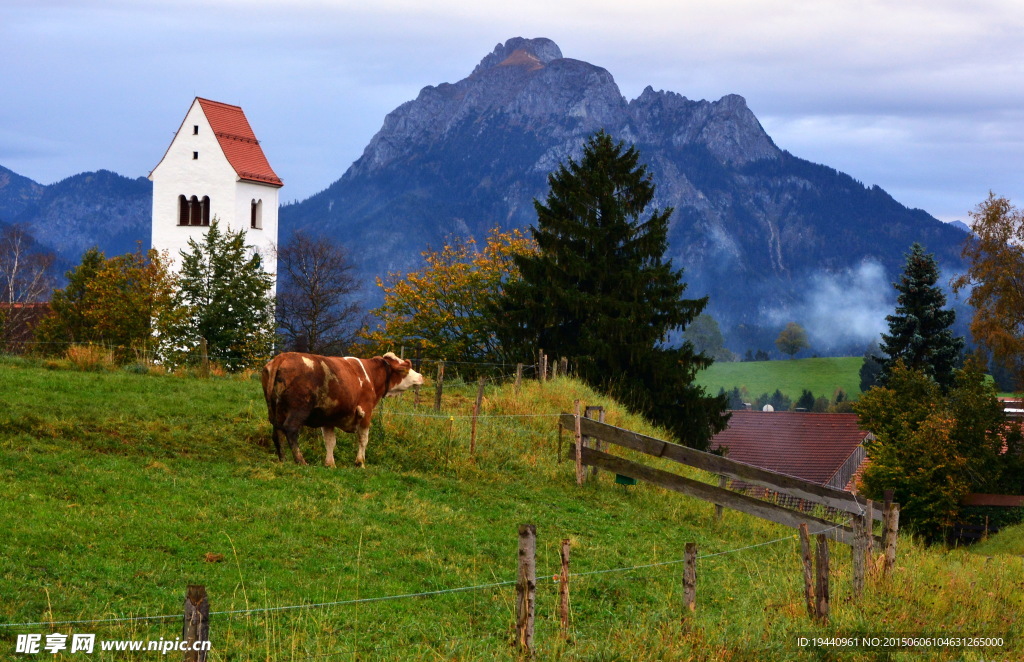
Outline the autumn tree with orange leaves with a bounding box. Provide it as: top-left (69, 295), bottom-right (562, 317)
top-left (36, 246), bottom-right (179, 362)
top-left (952, 193), bottom-right (1024, 391)
top-left (363, 227), bottom-right (537, 364)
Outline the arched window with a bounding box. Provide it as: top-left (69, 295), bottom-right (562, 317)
top-left (189, 196), bottom-right (201, 226)
top-left (251, 199), bottom-right (262, 229)
top-left (178, 195), bottom-right (189, 226)
top-left (201, 196), bottom-right (211, 226)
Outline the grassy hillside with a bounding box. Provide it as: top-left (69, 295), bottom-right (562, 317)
top-left (0, 356), bottom-right (1020, 660)
top-left (697, 356), bottom-right (864, 402)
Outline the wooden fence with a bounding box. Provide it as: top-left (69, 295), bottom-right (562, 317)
top-left (560, 412), bottom-right (892, 542)
top-left (560, 409), bottom-right (900, 553)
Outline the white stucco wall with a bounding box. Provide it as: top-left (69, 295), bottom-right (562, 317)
top-left (235, 180), bottom-right (279, 284)
top-left (150, 99), bottom-right (279, 293)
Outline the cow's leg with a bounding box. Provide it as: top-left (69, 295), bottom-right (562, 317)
top-left (321, 426), bottom-right (337, 468)
top-left (354, 424), bottom-right (370, 468)
top-left (279, 413), bottom-right (308, 465)
top-left (272, 427), bottom-right (286, 462)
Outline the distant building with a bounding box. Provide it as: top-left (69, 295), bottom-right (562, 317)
top-left (149, 97), bottom-right (282, 289)
top-left (710, 411), bottom-right (872, 508)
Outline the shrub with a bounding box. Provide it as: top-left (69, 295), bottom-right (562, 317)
top-left (65, 344), bottom-right (115, 372)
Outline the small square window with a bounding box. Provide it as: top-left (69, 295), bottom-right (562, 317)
top-left (193, 125), bottom-right (199, 135)
top-left (193, 152), bottom-right (198, 160)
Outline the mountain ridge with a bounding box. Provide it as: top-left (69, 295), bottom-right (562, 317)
top-left (282, 37), bottom-right (969, 352)
top-left (2, 37), bottom-right (970, 353)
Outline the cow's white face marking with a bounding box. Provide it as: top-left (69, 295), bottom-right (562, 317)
top-left (301, 356), bottom-right (315, 369)
top-left (344, 356), bottom-right (371, 387)
top-left (389, 368), bottom-right (424, 394)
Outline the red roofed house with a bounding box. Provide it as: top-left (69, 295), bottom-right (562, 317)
top-left (149, 97), bottom-right (282, 290)
top-left (710, 411), bottom-right (872, 507)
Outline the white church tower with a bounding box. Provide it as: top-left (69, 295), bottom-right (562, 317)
top-left (149, 97), bottom-right (282, 286)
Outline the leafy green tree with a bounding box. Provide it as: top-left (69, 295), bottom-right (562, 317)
top-left (35, 246), bottom-right (177, 362)
top-left (496, 131), bottom-right (728, 449)
top-left (775, 322), bottom-right (809, 358)
top-left (684, 313), bottom-right (735, 361)
top-left (35, 247), bottom-right (106, 348)
top-left (854, 359), bottom-right (1020, 541)
top-left (365, 227), bottom-right (536, 363)
top-left (951, 193), bottom-right (1024, 391)
top-left (86, 248), bottom-right (177, 361)
top-left (877, 243), bottom-right (963, 391)
top-left (159, 220), bottom-right (275, 371)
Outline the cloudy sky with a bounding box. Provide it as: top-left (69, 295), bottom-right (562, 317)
top-left (3, 0), bottom-right (1022, 222)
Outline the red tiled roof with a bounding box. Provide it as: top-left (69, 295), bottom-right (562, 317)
top-left (710, 411), bottom-right (870, 486)
top-left (196, 98), bottom-right (283, 188)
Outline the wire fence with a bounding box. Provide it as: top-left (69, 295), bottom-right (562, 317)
top-left (0, 518), bottom-right (849, 632)
top-left (1, 343), bottom-right (867, 656)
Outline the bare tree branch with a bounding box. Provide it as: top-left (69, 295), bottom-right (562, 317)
top-left (275, 231), bottom-right (365, 354)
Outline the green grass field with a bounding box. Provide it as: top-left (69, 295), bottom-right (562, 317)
top-left (0, 356), bottom-right (1020, 660)
top-left (696, 356), bottom-right (864, 402)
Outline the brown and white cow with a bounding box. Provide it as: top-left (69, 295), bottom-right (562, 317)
top-left (261, 351), bottom-right (424, 467)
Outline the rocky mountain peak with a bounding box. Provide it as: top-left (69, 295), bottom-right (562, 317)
top-left (471, 37), bottom-right (563, 75)
top-left (628, 88), bottom-right (778, 165)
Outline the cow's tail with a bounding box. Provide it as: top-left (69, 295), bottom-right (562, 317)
top-left (261, 358), bottom-right (281, 423)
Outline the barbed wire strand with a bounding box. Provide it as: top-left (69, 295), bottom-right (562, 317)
top-left (0, 519), bottom-right (847, 630)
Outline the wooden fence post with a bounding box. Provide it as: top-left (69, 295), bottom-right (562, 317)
top-left (559, 538), bottom-right (571, 640)
top-left (551, 357), bottom-right (559, 379)
top-left (514, 363), bottom-right (523, 392)
top-left (715, 476), bottom-right (727, 521)
top-left (540, 354), bottom-right (548, 384)
top-left (573, 400), bottom-right (584, 486)
top-left (814, 535), bottom-right (830, 622)
top-left (851, 512), bottom-right (866, 601)
top-left (560, 356), bottom-right (568, 377)
top-left (584, 406), bottom-right (603, 480)
top-left (516, 524), bottom-right (537, 656)
top-left (798, 523), bottom-right (814, 619)
top-left (883, 490), bottom-right (900, 577)
top-left (537, 349), bottom-right (545, 384)
top-left (182, 584), bottom-right (209, 662)
top-left (865, 499), bottom-right (874, 563)
top-left (199, 337), bottom-right (209, 378)
top-left (683, 542), bottom-right (697, 614)
top-left (434, 360), bottom-right (445, 411)
top-left (470, 377), bottom-right (485, 456)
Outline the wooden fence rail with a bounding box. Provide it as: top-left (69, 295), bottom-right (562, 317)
top-left (561, 414), bottom-right (884, 523)
top-left (581, 446), bottom-right (874, 545)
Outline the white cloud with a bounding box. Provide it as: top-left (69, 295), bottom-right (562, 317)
top-left (766, 261), bottom-right (892, 353)
top-left (2, 0), bottom-right (1024, 209)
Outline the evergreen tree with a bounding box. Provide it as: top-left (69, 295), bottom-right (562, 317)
top-left (795, 389), bottom-right (815, 411)
top-left (35, 247), bottom-right (106, 347)
top-left (859, 340), bottom-right (885, 392)
top-left (160, 220), bottom-right (276, 371)
top-left (877, 243), bottom-right (964, 391)
top-left (496, 131), bottom-right (728, 449)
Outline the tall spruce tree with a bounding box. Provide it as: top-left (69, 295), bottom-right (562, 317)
top-left (160, 220), bottom-right (276, 371)
top-left (876, 243), bottom-right (963, 390)
top-left (497, 131), bottom-right (728, 449)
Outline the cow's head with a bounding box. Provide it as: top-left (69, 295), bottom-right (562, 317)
top-left (381, 352), bottom-right (425, 394)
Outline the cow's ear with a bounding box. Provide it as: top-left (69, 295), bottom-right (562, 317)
top-left (381, 352), bottom-right (409, 372)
